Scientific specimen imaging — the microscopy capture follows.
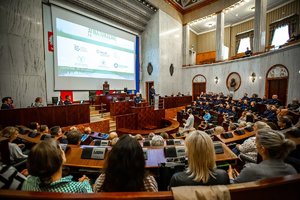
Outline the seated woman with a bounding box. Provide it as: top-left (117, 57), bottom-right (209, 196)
top-left (0, 126), bottom-right (28, 163)
top-left (93, 135), bottom-right (158, 192)
top-left (169, 130), bottom-right (229, 187)
top-left (22, 139), bottom-right (92, 193)
top-left (229, 128), bottom-right (297, 183)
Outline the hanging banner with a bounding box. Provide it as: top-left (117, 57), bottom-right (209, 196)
top-left (48, 31), bottom-right (54, 52)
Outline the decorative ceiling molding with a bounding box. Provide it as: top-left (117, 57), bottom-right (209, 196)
top-left (63, 0), bottom-right (158, 34)
top-left (165, 0), bottom-right (217, 14)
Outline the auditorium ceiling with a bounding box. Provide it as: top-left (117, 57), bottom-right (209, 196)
top-left (51, 0), bottom-right (290, 34)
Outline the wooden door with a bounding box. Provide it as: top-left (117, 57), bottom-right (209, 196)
top-left (267, 79), bottom-right (288, 106)
top-left (193, 82), bottom-right (206, 100)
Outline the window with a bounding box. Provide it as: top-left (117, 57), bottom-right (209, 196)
top-left (237, 37), bottom-right (251, 53)
top-left (271, 25), bottom-right (289, 49)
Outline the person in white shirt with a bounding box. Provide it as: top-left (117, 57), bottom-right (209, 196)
top-left (183, 109), bottom-right (195, 134)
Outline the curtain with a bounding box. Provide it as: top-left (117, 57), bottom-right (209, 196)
top-left (235, 30), bottom-right (254, 54)
top-left (269, 14), bottom-right (299, 45)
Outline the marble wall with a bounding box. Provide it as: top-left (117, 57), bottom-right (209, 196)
top-left (182, 44), bottom-right (300, 104)
top-left (0, 0), bottom-right (45, 108)
top-left (141, 10), bottom-right (183, 96)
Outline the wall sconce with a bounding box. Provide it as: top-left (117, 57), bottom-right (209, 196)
top-left (214, 76), bottom-right (219, 84)
top-left (250, 72), bottom-right (256, 82)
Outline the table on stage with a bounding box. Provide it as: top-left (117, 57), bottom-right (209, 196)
top-left (0, 103), bottom-right (90, 128)
top-left (94, 94), bottom-right (134, 112)
top-left (64, 143), bottom-right (238, 169)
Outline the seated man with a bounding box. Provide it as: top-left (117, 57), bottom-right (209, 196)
top-left (32, 97), bottom-right (44, 107)
top-left (1, 97), bottom-right (14, 110)
top-left (64, 95), bottom-right (72, 105)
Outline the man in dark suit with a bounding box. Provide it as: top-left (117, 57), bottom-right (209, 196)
top-left (149, 86), bottom-right (155, 106)
top-left (64, 95), bottom-right (72, 105)
top-left (1, 97), bottom-right (14, 109)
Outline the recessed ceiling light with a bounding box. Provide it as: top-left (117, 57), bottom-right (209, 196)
top-left (235, 13), bottom-right (239, 17)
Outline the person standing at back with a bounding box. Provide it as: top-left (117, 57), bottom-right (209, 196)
top-left (149, 86), bottom-right (155, 106)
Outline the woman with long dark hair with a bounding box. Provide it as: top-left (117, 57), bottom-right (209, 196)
top-left (93, 134), bottom-right (158, 192)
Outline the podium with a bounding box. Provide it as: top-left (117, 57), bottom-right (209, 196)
top-left (154, 95), bottom-right (160, 110)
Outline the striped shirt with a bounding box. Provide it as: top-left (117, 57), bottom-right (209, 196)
top-left (93, 173), bottom-right (158, 192)
top-left (22, 175), bottom-right (93, 193)
top-left (0, 165), bottom-right (27, 190)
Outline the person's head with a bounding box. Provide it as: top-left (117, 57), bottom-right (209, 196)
top-left (250, 101), bottom-right (256, 107)
top-left (213, 126), bottom-right (225, 135)
top-left (244, 93), bottom-right (248, 97)
top-left (151, 135), bottom-right (164, 146)
top-left (253, 121), bottom-right (270, 131)
top-left (109, 131), bottom-right (118, 140)
top-left (66, 130), bottom-right (82, 145)
top-left (134, 134), bottom-right (144, 141)
top-left (2, 97), bottom-right (9, 104)
top-left (187, 108), bottom-right (192, 115)
top-left (69, 126), bottom-right (78, 131)
top-left (246, 47), bottom-right (249, 51)
top-left (40, 125), bottom-right (49, 133)
top-left (136, 93), bottom-right (141, 97)
top-left (272, 95), bottom-right (278, 100)
top-left (228, 123), bottom-right (237, 131)
top-left (27, 139), bottom-right (66, 187)
top-left (50, 126), bottom-right (62, 136)
top-left (185, 130), bottom-right (216, 183)
top-left (101, 135), bottom-right (145, 192)
top-left (35, 97), bottom-right (42, 103)
top-left (148, 132), bottom-right (155, 140)
top-left (239, 121), bottom-right (247, 128)
top-left (65, 95), bottom-right (70, 101)
top-left (278, 116), bottom-right (293, 129)
top-left (84, 127), bottom-right (92, 134)
top-left (0, 126), bottom-right (18, 142)
top-left (29, 122), bottom-right (40, 130)
top-left (256, 129), bottom-right (295, 160)
top-left (160, 132), bottom-right (169, 139)
top-left (246, 113), bottom-right (255, 123)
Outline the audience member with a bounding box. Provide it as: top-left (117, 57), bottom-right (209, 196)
top-left (93, 135), bottom-right (158, 192)
top-left (0, 126), bottom-right (28, 163)
top-left (22, 139), bottom-right (92, 193)
top-left (148, 132), bottom-right (155, 140)
top-left (160, 132), bottom-right (169, 139)
top-left (277, 116), bottom-right (293, 130)
top-left (183, 109), bottom-right (194, 133)
top-left (40, 125), bottom-right (49, 134)
top-left (134, 134), bottom-right (144, 141)
top-left (288, 99), bottom-right (300, 111)
top-left (66, 130), bottom-right (82, 145)
top-left (29, 122), bottom-right (40, 131)
top-left (151, 135), bottom-right (164, 146)
top-left (108, 132), bottom-right (118, 140)
top-left (50, 126), bottom-right (67, 144)
top-left (229, 129), bottom-right (297, 183)
top-left (169, 131), bottom-right (229, 187)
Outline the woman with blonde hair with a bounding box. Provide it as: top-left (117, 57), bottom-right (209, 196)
top-left (169, 130), bottom-right (229, 187)
top-left (229, 128), bottom-right (296, 183)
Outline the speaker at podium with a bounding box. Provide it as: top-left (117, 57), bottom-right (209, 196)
top-left (103, 81), bottom-right (110, 95)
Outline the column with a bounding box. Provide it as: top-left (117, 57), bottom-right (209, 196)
top-left (182, 24), bottom-right (190, 66)
top-left (216, 11), bottom-right (225, 61)
top-left (253, 0), bottom-right (267, 53)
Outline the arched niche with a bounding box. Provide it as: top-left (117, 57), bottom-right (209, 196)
top-left (265, 64), bottom-right (289, 106)
top-left (192, 74), bottom-right (207, 101)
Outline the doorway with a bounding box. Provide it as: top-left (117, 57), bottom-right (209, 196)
top-left (192, 75), bottom-right (206, 101)
top-left (145, 81), bottom-right (154, 104)
top-left (265, 65), bottom-right (289, 106)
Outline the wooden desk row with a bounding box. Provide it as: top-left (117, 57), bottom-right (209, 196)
top-left (216, 129), bottom-right (256, 144)
top-left (64, 142), bottom-right (238, 169)
top-left (0, 103), bottom-right (90, 128)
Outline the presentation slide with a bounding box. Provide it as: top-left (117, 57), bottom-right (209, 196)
top-left (51, 6), bottom-right (137, 90)
top-left (56, 18), bottom-right (135, 80)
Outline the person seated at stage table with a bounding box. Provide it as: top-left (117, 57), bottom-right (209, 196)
top-left (169, 131), bottom-right (229, 187)
top-left (22, 139), bottom-right (92, 193)
top-left (1, 97), bottom-right (15, 110)
top-left (93, 135), bottom-right (158, 192)
top-left (0, 126), bottom-right (28, 163)
top-left (66, 130), bottom-right (82, 145)
top-left (229, 128), bottom-right (297, 183)
top-left (63, 95), bottom-right (72, 105)
top-left (32, 97), bottom-right (44, 107)
top-left (134, 92), bottom-right (143, 104)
